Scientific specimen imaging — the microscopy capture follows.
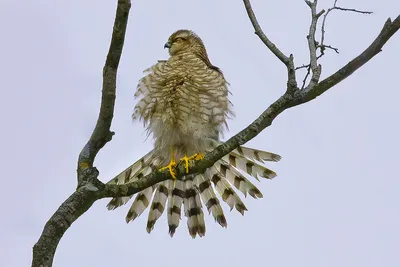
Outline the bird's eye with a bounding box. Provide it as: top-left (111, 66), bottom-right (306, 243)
top-left (174, 37), bottom-right (185, 42)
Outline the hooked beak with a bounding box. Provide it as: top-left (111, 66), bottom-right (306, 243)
top-left (164, 42), bottom-right (171, 49)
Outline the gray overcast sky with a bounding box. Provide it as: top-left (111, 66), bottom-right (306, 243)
top-left (1, 0), bottom-right (399, 266)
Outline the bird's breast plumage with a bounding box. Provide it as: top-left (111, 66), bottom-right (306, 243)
top-left (133, 51), bottom-right (233, 159)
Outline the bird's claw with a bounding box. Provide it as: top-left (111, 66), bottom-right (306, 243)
top-left (159, 160), bottom-right (177, 179)
top-left (179, 153), bottom-right (205, 174)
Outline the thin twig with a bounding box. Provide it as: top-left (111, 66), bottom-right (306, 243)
top-left (320, 0), bottom-right (372, 56)
top-left (301, 66), bottom-right (312, 90)
top-left (302, 15), bottom-right (400, 97)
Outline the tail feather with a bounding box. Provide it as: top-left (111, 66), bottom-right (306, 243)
top-left (208, 167), bottom-right (248, 215)
top-left (233, 146), bottom-right (281, 163)
top-left (167, 179), bottom-right (184, 237)
top-left (223, 151), bottom-right (277, 180)
top-left (194, 174), bottom-right (227, 228)
top-left (146, 181), bottom-right (169, 233)
top-left (108, 150), bottom-right (156, 186)
top-left (214, 159), bottom-right (263, 198)
top-left (183, 179), bottom-right (206, 238)
top-left (106, 152), bottom-right (162, 210)
top-left (125, 185), bottom-right (155, 223)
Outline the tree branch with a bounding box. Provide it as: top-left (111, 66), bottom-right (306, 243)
top-left (31, 1), bottom-right (131, 266)
top-left (242, 0), bottom-right (298, 93)
top-left (320, 0), bottom-right (372, 57)
top-left (305, 0), bottom-right (323, 89)
top-left (301, 15), bottom-right (400, 99)
top-left (76, 0), bottom-right (131, 185)
top-left (32, 0), bottom-right (399, 265)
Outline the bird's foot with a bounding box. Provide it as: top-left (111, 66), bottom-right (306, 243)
top-left (179, 153), bottom-right (205, 173)
top-left (158, 159), bottom-right (177, 179)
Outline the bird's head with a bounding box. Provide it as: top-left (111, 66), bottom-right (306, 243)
top-left (164, 29), bottom-right (205, 56)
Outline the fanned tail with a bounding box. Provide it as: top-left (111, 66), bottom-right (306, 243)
top-left (106, 144), bottom-right (281, 238)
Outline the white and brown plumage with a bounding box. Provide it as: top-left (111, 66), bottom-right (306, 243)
top-left (107, 29), bottom-right (281, 238)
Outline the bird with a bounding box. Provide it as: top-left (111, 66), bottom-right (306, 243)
top-left (106, 29), bottom-right (281, 238)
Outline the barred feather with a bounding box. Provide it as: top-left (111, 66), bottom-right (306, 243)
top-left (106, 151), bottom-right (161, 210)
top-left (183, 179), bottom-right (206, 238)
top-left (208, 167), bottom-right (248, 215)
top-left (223, 151), bottom-right (277, 180)
top-left (167, 179), bottom-right (184, 236)
top-left (214, 159), bottom-right (263, 198)
top-left (146, 182), bottom-right (169, 233)
top-left (126, 185), bottom-right (155, 223)
top-left (194, 174), bottom-right (227, 227)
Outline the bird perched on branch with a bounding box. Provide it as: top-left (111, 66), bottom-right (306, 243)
top-left (106, 29), bottom-right (281, 238)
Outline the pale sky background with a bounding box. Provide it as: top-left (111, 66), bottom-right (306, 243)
top-left (1, 0), bottom-right (399, 266)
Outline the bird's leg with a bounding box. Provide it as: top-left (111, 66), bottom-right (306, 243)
top-left (158, 148), bottom-right (177, 179)
top-left (179, 153), bottom-right (205, 173)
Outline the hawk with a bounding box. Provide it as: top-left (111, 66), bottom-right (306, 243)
top-left (107, 29), bottom-right (281, 238)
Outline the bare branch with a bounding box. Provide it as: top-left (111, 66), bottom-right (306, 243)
top-left (242, 0), bottom-right (289, 65)
top-left (242, 0), bottom-right (298, 93)
top-left (334, 7), bottom-right (373, 15)
top-left (31, 1), bottom-right (131, 266)
top-left (76, 0), bottom-right (132, 185)
top-left (318, 44), bottom-right (339, 54)
top-left (301, 66), bottom-right (312, 90)
top-left (320, 0), bottom-right (372, 57)
top-left (305, 0), bottom-right (323, 89)
top-left (32, 169), bottom-right (104, 267)
top-left (301, 15), bottom-right (400, 98)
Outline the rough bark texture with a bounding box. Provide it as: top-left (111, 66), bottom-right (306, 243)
top-left (31, 1), bottom-right (131, 266)
top-left (32, 0), bottom-right (400, 266)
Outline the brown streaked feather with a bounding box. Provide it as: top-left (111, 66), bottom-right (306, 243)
top-left (146, 182), bottom-right (169, 233)
top-left (208, 167), bottom-right (248, 215)
top-left (167, 179), bottom-right (185, 237)
top-left (183, 179), bottom-right (206, 238)
top-left (215, 160), bottom-right (263, 199)
top-left (125, 186), bottom-right (155, 223)
top-left (194, 174), bottom-right (227, 228)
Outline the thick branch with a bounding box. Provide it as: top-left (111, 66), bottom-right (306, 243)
top-left (32, 169), bottom-right (104, 267)
top-left (31, 1), bottom-right (131, 266)
top-left (77, 0), bottom-right (131, 183)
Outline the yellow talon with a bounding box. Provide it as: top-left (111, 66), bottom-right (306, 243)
top-left (159, 159), bottom-right (177, 179)
top-left (159, 147), bottom-right (177, 179)
top-left (193, 153), bottom-right (204, 161)
top-left (179, 153), bottom-right (205, 174)
top-left (179, 156), bottom-right (191, 173)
